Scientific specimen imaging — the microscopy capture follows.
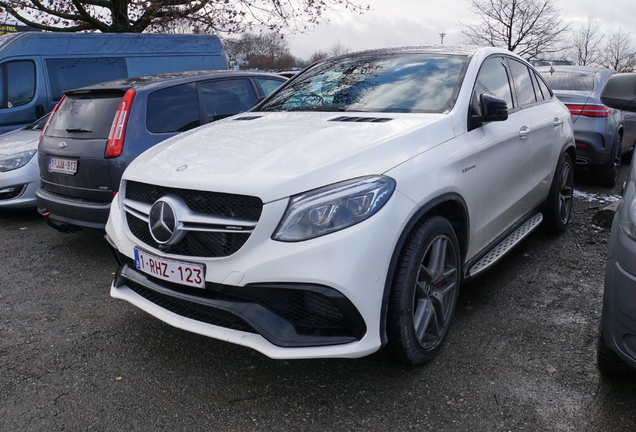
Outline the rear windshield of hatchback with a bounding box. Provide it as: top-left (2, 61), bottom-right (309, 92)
top-left (540, 72), bottom-right (595, 92)
top-left (44, 92), bottom-right (123, 139)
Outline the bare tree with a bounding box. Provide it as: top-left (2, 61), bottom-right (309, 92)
top-left (328, 40), bottom-right (350, 57)
top-left (569, 17), bottom-right (604, 66)
top-left (308, 50), bottom-right (330, 63)
top-left (461, 0), bottom-right (569, 60)
top-left (307, 41), bottom-right (350, 63)
top-left (224, 32), bottom-right (297, 70)
top-left (0, 0), bottom-right (370, 34)
top-left (602, 29), bottom-right (636, 72)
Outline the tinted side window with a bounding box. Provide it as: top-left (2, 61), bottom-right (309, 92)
top-left (146, 83), bottom-right (200, 133)
top-left (508, 59), bottom-right (536, 107)
top-left (0, 60), bottom-right (36, 109)
top-left (473, 57), bottom-right (513, 113)
top-left (535, 73), bottom-right (552, 99)
top-left (46, 58), bottom-right (127, 101)
top-left (530, 71), bottom-right (545, 101)
top-left (199, 78), bottom-right (256, 122)
top-left (257, 78), bottom-right (285, 96)
top-left (531, 70), bottom-right (553, 101)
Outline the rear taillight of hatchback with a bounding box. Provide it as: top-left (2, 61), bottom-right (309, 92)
top-left (105, 89), bottom-right (136, 158)
top-left (565, 103), bottom-right (611, 118)
top-left (38, 96), bottom-right (65, 145)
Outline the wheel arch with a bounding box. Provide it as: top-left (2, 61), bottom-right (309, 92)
top-left (378, 192), bottom-right (469, 347)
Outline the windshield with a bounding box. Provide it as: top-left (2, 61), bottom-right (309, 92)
top-left (259, 53), bottom-right (468, 113)
top-left (25, 113), bottom-right (50, 131)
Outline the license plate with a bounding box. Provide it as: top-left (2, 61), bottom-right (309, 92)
top-left (134, 248), bottom-right (206, 289)
top-left (49, 157), bottom-right (77, 175)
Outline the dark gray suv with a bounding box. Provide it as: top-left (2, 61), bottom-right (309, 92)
top-left (36, 70), bottom-right (285, 231)
top-left (539, 66), bottom-right (627, 187)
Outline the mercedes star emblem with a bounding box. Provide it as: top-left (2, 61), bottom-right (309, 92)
top-left (148, 194), bottom-right (190, 246)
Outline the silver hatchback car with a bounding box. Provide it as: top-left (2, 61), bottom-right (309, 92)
top-left (0, 114), bottom-right (48, 210)
top-left (539, 66), bottom-right (628, 187)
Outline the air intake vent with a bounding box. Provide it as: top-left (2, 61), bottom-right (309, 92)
top-left (330, 116), bottom-right (393, 123)
top-left (234, 116), bottom-right (262, 121)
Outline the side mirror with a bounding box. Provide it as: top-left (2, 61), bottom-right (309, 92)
top-left (601, 73), bottom-right (636, 112)
top-left (470, 93), bottom-right (509, 129)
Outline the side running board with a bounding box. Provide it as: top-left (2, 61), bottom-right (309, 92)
top-left (467, 213), bottom-right (543, 278)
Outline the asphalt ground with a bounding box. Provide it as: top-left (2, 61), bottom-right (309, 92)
top-left (1, 166), bottom-right (635, 431)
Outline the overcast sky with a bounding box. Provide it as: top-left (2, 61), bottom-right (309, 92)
top-left (284, 0), bottom-right (636, 60)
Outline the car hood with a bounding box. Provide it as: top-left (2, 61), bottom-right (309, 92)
top-left (124, 111), bottom-right (455, 202)
top-left (0, 128), bottom-right (41, 156)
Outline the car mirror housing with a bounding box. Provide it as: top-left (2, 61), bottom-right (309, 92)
top-left (470, 93), bottom-right (509, 129)
top-left (601, 73), bottom-right (636, 113)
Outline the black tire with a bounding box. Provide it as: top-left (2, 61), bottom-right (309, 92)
top-left (597, 330), bottom-right (636, 380)
top-left (542, 152), bottom-right (574, 234)
top-left (594, 134), bottom-right (622, 188)
top-left (386, 215), bottom-right (461, 366)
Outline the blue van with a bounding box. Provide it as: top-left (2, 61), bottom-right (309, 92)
top-left (0, 32), bottom-right (227, 133)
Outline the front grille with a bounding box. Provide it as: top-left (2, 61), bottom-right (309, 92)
top-left (126, 181), bottom-right (262, 220)
top-left (124, 181), bottom-right (262, 258)
top-left (126, 212), bottom-right (249, 257)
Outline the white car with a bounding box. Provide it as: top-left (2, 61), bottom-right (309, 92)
top-left (0, 114), bottom-right (48, 210)
top-left (106, 46), bottom-right (575, 365)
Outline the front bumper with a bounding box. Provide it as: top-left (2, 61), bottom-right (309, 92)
top-left (601, 217), bottom-right (636, 370)
top-left (0, 160), bottom-right (39, 210)
top-left (106, 187), bottom-right (418, 359)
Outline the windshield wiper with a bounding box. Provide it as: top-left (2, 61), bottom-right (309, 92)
top-left (66, 128), bottom-right (92, 133)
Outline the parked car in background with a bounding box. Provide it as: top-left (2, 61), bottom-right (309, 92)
top-left (105, 46), bottom-right (575, 365)
top-left (597, 72), bottom-right (636, 379)
top-left (0, 32), bottom-right (227, 134)
top-left (538, 66), bottom-right (627, 187)
top-left (0, 114), bottom-right (48, 210)
top-left (36, 70), bottom-right (286, 231)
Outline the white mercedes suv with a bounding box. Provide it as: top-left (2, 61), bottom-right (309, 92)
top-left (105, 46), bottom-right (575, 365)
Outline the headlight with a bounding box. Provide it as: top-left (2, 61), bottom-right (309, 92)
top-left (0, 150), bottom-right (36, 172)
top-left (618, 170), bottom-right (636, 240)
top-left (273, 175), bottom-right (396, 242)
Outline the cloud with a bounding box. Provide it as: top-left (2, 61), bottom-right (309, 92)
top-left (285, 0), bottom-right (636, 61)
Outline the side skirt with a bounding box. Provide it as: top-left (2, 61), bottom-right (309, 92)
top-left (465, 212), bottom-right (543, 279)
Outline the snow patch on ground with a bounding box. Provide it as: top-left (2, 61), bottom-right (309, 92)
top-left (574, 189), bottom-right (621, 204)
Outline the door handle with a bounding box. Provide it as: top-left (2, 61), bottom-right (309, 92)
top-left (553, 118), bottom-right (563, 127)
top-left (519, 126), bottom-right (530, 139)
top-left (35, 104), bottom-right (45, 118)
